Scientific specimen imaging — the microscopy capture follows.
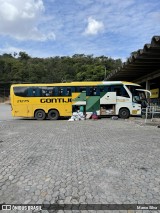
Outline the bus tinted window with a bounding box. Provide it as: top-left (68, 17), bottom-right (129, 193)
top-left (36, 87), bottom-right (73, 97)
top-left (57, 87), bottom-right (73, 96)
top-left (41, 87), bottom-right (55, 97)
top-left (13, 87), bottom-right (28, 97)
top-left (113, 85), bottom-right (129, 98)
top-left (107, 86), bottom-right (112, 92)
top-left (75, 87), bottom-right (86, 93)
top-left (87, 87), bottom-right (98, 96)
top-left (32, 87), bottom-right (37, 96)
top-left (28, 87), bottom-right (41, 97)
top-left (122, 87), bottom-right (130, 98)
top-left (113, 86), bottom-right (122, 96)
top-left (66, 87), bottom-right (71, 96)
top-left (57, 87), bottom-right (64, 96)
top-left (80, 87), bottom-right (86, 92)
top-left (100, 86), bottom-right (110, 93)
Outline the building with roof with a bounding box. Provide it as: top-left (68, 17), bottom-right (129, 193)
top-left (106, 36), bottom-right (160, 105)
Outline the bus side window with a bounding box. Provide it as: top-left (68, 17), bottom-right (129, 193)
top-left (58, 87), bottom-right (64, 96)
top-left (74, 86), bottom-right (86, 93)
top-left (29, 87), bottom-right (40, 97)
top-left (52, 87), bottom-right (56, 96)
top-left (113, 85), bottom-right (129, 98)
top-left (99, 86), bottom-right (112, 93)
top-left (28, 87), bottom-right (33, 97)
top-left (79, 87), bottom-right (86, 93)
top-left (31, 88), bottom-right (36, 96)
top-left (52, 87), bottom-right (58, 96)
top-left (96, 87), bottom-right (100, 96)
top-left (90, 87), bottom-right (94, 96)
top-left (36, 87), bottom-right (41, 96)
top-left (113, 86), bottom-right (122, 96)
top-left (93, 87), bottom-right (98, 95)
top-left (75, 87), bottom-right (79, 92)
top-left (100, 86), bottom-right (108, 93)
top-left (41, 87), bottom-right (47, 97)
top-left (107, 86), bottom-right (112, 92)
top-left (88, 87), bottom-right (98, 96)
top-left (41, 87), bottom-right (52, 97)
top-left (71, 87), bottom-right (75, 93)
top-left (46, 87), bottom-right (53, 97)
top-left (86, 87), bottom-right (90, 96)
top-left (100, 86), bottom-right (104, 93)
top-left (13, 87), bottom-right (28, 97)
top-left (122, 87), bottom-right (130, 98)
top-left (66, 87), bottom-right (71, 96)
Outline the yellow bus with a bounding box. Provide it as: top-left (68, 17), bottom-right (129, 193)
top-left (10, 81), bottom-right (149, 120)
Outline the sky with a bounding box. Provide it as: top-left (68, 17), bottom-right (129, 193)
top-left (0, 0), bottom-right (160, 61)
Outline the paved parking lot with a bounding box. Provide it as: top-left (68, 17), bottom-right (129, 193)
top-left (0, 104), bottom-right (15, 121)
top-left (0, 104), bottom-right (160, 212)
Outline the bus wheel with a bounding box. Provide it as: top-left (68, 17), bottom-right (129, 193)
top-left (48, 110), bottom-right (59, 120)
top-left (34, 110), bottom-right (46, 120)
top-left (119, 108), bottom-right (130, 119)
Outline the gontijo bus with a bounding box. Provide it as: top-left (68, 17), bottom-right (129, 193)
top-left (10, 81), bottom-right (150, 120)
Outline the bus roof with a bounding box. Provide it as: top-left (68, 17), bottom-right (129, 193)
top-left (11, 81), bottom-right (140, 87)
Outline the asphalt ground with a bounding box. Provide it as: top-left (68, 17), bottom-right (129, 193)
top-left (0, 104), bottom-right (160, 213)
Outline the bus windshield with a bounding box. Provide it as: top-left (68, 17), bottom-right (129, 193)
top-left (126, 85), bottom-right (147, 103)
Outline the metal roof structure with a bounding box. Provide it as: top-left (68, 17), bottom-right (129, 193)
top-left (106, 36), bottom-right (160, 82)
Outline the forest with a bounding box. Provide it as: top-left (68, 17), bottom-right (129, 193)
top-left (0, 52), bottom-right (122, 83)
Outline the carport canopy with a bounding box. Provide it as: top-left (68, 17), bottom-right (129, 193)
top-left (106, 36), bottom-right (160, 82)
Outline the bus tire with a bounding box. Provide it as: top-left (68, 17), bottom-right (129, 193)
top-left (119, 108), bottom-right (130, 119)
top-left (34, 110), bottom-right (46, 120)
top-left (48, 109), bottom-right (59, 120)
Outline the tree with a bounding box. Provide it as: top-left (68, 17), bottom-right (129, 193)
top-left (0, 52), bottom-right (122, 83)
top-left (18, 52), bottom-right (31, 60)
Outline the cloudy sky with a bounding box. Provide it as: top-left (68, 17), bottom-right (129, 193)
top-left (0, 0), bottom-right (160, 61)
